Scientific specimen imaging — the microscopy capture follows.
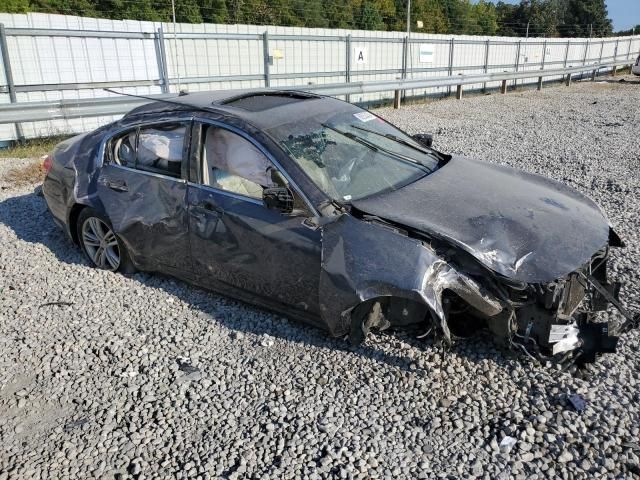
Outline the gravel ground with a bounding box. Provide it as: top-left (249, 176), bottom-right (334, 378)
top-left (1, 75), bottom-right (639, 480)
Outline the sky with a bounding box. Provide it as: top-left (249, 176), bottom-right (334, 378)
top-left (606, 0), bottom-right (640, 30)
top-left (482, 0), bottom-right (640, 31)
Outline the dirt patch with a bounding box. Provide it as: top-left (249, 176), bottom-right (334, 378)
top-left (1, 160), bottom-right (44, 187)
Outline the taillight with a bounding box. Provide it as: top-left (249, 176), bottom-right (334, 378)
top-left (42, 154), bottom-right (53, 174)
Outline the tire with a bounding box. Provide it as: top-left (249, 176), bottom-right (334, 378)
top-left (76, 208), bottom-right (135, 273)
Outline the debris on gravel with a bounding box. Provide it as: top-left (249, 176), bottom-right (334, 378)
top-left (1, 76), bottom-right (639, 479)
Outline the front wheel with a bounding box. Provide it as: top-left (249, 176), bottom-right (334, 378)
top-left (77, 208), bottom-right (135, 273)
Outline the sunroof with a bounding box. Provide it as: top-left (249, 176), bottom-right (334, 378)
top-left (221, 92), bottom-right (317, 112)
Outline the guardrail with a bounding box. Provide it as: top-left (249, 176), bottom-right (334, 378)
top-left (0, 59), bottom-right (634, 125)
top-left (0, 21), bottom-right (638, 140)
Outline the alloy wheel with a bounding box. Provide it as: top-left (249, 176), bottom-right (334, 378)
top-left (81, 217), bottom-right (121, 271)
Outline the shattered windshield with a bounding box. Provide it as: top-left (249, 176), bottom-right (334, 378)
top-left (266, 109), bottom-right (441, 202)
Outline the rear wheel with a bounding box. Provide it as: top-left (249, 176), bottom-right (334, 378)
top-left (77, 208), bottom-right (134, 273)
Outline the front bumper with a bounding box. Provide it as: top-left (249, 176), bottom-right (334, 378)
top-left (506, 264), bottom-right (638, 364)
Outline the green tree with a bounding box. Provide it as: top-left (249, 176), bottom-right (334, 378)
top-left (358, 0), bottom-right (386, 30)
top-left (614, 24), bottom-right (640, 36)
top-left (291, 0), bottom-right (328, 28)
top-left (412, 0), bottom-right (449, 34)
top-left (0, 0), bottom-right (30, 13)
top-left (471, 0), bottom-right (498, 35)
top-left (0, 0), bottom-right (618, 37)
top-left (94, 0), bottom-right (168, 22)
top-left (324, 0), bottom-right (357, 28)
top-left (27, 0), bottom-right (97, 16)
top-left (561, 0), bottom-right (612, 37)
top-left (200, 0), bottom-right (228, 24)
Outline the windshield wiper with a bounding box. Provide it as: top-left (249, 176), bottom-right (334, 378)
top-left (322, 124), bottom-right (433, 171)
top-left (350, 124), bottom-right (431, 154)
top-left (350, 124), bottom-right (449, 166)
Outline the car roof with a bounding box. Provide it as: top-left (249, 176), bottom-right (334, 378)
top-left (124, 88), bottom-right (347, 129)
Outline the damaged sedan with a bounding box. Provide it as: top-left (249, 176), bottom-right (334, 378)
top-left (42, 89), bottom-right (638, 364)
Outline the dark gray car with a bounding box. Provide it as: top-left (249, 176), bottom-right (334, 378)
top-left (42, 89), bottom-right (638, 364)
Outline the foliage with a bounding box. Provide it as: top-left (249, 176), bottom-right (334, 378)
top-left (615, 25), bottom-right (640, 37)
top-left (0, 135), bottom-right (69, 159)
top-left (495, 0), bottom-right (612, 37)
top-left (0, 0), bottom-right (617, 37)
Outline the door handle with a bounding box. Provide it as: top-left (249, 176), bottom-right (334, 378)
top-left (105, 180), bottom-right (128, 192)
top-left (197, 201), bottom-right (223, 214)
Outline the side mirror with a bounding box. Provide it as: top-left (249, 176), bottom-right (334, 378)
top-left (412, 133), bottom-right (433, 148)
top-left (269, 167), bottom-right (288, 187)
top-left (263, 186), bottom-right (294, 214)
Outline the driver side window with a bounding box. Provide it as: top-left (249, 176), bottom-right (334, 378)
top-left (198, 124), bottom-right (310, 215)
top-left (200, 125), bottom-right (275, 199)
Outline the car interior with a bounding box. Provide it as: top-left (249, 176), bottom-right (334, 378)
top-left (112, 124), bottom-right (186, 178)
top-left (201, 126), bottom-right (275, 199)
top-left (109, 122), bottom-right (309, 213)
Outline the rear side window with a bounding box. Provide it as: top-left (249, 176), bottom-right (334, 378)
top-left (112, 130), bottom-right (136, 168)
top-left (108, 122), bottom-right (189, 178)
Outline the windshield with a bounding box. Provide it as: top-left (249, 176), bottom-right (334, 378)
top-left (266, 108), bottom-right (441, 202)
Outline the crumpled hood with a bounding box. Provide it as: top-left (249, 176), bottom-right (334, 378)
top-left (351, 156), bottom-right (610, 283)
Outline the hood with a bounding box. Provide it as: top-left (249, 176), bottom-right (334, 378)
top-left (351, 156), bottom-right (610, 283)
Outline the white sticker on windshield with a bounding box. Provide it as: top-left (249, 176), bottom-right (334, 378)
top-left (353, 112), bottom-right (376, 122)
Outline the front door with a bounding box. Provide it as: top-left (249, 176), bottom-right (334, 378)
top-left (187, 122), bottom-right (322, 316)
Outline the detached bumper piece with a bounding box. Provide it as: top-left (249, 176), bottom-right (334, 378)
top-left (578, 322), bottom-right (619, 364)
top-left (509, 264), bottom-right (638, 365)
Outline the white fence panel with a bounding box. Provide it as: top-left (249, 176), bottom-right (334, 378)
top-left (0, 12), bottom-right (639, 141)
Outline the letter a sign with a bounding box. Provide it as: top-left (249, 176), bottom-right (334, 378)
top-left (353, 47), bottom-right (367, 64)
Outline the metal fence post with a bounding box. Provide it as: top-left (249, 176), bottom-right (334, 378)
top-left (345, 34), bottom-right (351, 103)
top-left (156, 27), bottom-right (170, 93)
top-left (513, 40), bottom-right (521, 88)
top-left (565, 73), bottom-right (572, 86)
top-left (447, 38), bottom-right (454, 96)
top-left (538, 40), bottom-right (547, 90)
top-left (262, 31), bottom-right (270, 87)
top-left (628, 37), bottom-right (633, 61)
top-left (396, 35), bottom-right (408, 107)
top-left (598, 40), bottom-right (604, 65)
top-left (562, 40), bottom-right (570, 83)
top-left (0, 23), bottom-right (24, 143)
top-left (581, 39), bottom-right (590, 81)
top-left (582, 40), bottom-right (589, 65)
top-left (482, 39), bottom-right (490, 92)
top-left (591, 40), bottom-right (604, 81)
top-left (154, 28), bottom-right (169, 94)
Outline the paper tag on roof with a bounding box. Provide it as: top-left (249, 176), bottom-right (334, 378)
top-left (354, 112), bottom-right (376, 122)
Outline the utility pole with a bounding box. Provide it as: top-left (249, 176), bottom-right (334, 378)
top-left (526, 21), bottom-right (529, 38)
top-left (406, 0), bottom-right (411, 36)
top-left (589, 24), bottom-right (593, 38)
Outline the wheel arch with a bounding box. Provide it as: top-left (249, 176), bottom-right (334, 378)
top-left (68, 203), bottom-right (88, 244)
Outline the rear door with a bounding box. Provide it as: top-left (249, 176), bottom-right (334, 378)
top-left (186, 121), bottom-right (322, 316)
top-left (95, 119), bottom-right (192, 273)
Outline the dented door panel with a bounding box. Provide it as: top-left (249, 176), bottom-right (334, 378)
top-left (188, 184), bottom-right (323, 315)
top-left (95, 165), bottom-right (191, 271)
